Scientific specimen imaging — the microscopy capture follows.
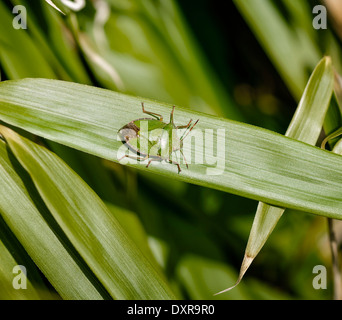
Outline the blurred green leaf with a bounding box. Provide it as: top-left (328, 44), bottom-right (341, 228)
top-left (0, 126), bottom-right (175, 300)
top-left (74, 0), bottom-right (243, 119)
top-left (176, 254), bottom-right (291, 300)
top-left (0, 139), bottom-right (105, 299)
top-left (44, 0), bottom-right (66, 14)
top-left (0, 1), bottom-right (56, 79)
top-left (1, 0), bottom-right (342, 300)
top-left (233, 0), bottom-right (321, 100)
top-left (176, 255), bottom-right (247, 300)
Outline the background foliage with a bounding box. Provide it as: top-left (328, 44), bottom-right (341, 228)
top-left (1, 0), bottom-right (342, 299)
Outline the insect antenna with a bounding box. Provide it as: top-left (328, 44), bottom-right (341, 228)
top-left (180, 119), bottom-right (199, 141)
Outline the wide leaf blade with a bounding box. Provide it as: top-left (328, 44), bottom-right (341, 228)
top-left (0, 126), bottom-right (175, 300)
top-left (215, 56), bottom-right (334, 294)
top-left (0, 140), bottom-right (104, 300)
top-left (0, 78), bottom-right (342, 219)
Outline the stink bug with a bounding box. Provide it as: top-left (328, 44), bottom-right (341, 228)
top-left (118, 102), bottom-right (199, 173)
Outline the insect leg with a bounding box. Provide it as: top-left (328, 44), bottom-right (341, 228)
top-left (167, 159), bottom-right (181, 173)
top-left (118, 154), bottom-right (149, 162)
top-left (141, 102), bottom-right (163, 121)
top-left (146, 159), bottom-right (153, 168)
top-left (179, 149), bottom-right (189, 169)
top-left (176, 119), bottom-right (192, 129)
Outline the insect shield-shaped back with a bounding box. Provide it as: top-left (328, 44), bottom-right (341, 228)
top-left (118, 121), bottom-right (172, 159)
top-left (117, 104), bottom-right (199, 173)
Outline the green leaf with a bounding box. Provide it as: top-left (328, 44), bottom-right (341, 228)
top-left (0, 225), bottom-right (43, 299)
top-left (284, 57), bottom-right (334, 141)
top-left (233, 0), bottom-right (321, 100)
top-left (44, 0), bottom-right (65, 14)
top-left (176, 254), bottom-right (291, 300)
top-left (0, 78), bottom-right (342, 220)
top-left (0, 126), bottom-right (175, 300)
top-left (105, 202), bottom-right (159, 266)
top-left (0, 2), bottom-right (56, 79)
top-left (0, 139), bottom-right (104, 300)
top-left (176, 254), bottom-right (247, 300)
top-left (215, 57), bottom-right (334, 294)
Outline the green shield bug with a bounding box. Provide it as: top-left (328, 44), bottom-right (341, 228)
top-left (118, 102), bottom-right (199, 173)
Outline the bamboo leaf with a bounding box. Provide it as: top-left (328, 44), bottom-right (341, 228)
top-left (215, 57), bottom-right (334, 294)
top-left (328, 138), bottom-right (342, 300)
top-left (0, 140), bottom-right (104, 299)
top-left (44, 0), bottom-right (66, 14)
top-left (0, 233), bottom-right (42, 299)
top-left (0, 126), bottom-right (175, 300)
top-left (1, 78), bottom-right (342, 220)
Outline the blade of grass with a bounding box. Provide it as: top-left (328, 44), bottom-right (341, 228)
top-left (1, 78), bottom-right (342, 219)
top-left (215, 56), bottom-right (334, 294)
top-left (176, 254), bottom-right (292, 300)
top-left (0, 140), bottom-right (105, 299)
top-left (0, 126), bottom-right (175, 300)
top-left (0, 240), bottom-right (39, 300)
top-left (0, 222), bottom-right (46, 300)
top-left (105, 202), bottom-right (159, 266)
top-left (0, 209), bottom-right (61, 299)
top-left (48, 142), bottom-right (121, 204)
top-left (44, 0), bottom-right (66, 14)
top-left (323, 135), bottom-right (342, 300)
